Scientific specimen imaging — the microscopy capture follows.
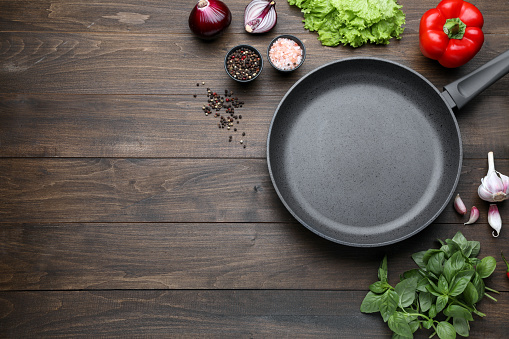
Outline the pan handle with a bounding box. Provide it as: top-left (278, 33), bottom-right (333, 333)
top-left (443, 49), bottom-right (509, 110)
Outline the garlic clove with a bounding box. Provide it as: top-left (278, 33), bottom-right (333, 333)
top-left (488, 204), bottom-right (502, 237)
top-left (500, 172), bottom-right (509, 193)
top-left (478, 182), bottom-right (495, 201)
top-left (478, 152), bottom-right (509, 202)
top-left (464, 206), bottom-right (479, 225)
top-left (454, 194), bottom-right (467, 215)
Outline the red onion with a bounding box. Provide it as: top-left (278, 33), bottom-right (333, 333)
top-left (189, 0), bottom-right (232, 39)
top-left (244, 0), bottom-right (277, 34)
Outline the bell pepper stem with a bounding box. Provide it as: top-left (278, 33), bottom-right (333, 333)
top-left (443, 18), bottom-right (466, 39)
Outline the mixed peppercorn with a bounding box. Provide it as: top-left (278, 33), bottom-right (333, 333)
top-left (226, 47), bottom-right (261, 81)
top-left (195, 83), bottom-right (247, 148)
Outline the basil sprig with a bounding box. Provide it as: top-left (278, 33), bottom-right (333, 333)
top-left (361, 232), bottom-right (498, 339)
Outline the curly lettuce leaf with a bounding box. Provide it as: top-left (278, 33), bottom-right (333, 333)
top-left (289, 0), bottom-right (405, 48)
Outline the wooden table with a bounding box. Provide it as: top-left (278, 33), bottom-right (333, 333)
top-left (1, 0), bottom-right (508, 337)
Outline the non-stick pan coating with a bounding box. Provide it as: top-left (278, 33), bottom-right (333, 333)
top-left (267, 58), bottom-right (462, 247)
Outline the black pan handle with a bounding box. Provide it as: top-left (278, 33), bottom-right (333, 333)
top-left (442, 49), bottom-right (509, 110)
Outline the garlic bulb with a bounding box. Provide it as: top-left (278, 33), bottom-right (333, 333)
top-left (478, 152), bottom-right (509, 202)
top-left (488, 204), bottom-right (502, 237)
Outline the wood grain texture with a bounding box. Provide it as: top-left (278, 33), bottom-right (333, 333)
top-left (0, 94), bottom-right (508, 158)
top-left (1, 290), bottom-right (508, 338)
top-left (0, 158), bottom-right (507, 223)
top-left (1, 32), bottom-right (508, 96)
top-left (1, 0), bottom-right (509, 337)
top-left (0, 93), bottom-right (509, 158)
top-left (0, 0), bottom-right (507, 34)
top-left (1, 222), bottom-right (508, 291)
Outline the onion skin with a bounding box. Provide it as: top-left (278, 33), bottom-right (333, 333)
top-left (189, 0), bottom-right (232, 40)
top-left (245, 0), bottom-right (277, 34)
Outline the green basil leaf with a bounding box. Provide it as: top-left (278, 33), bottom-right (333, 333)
top-left (436, 321), bottom-right (456, 339)
top-left (395, 278), bottom-right (418, 308)
top-left (472, 272), bottom-right (485, 303)
top-left (412, 250), bottom-right (426, 269)
top-left (402, 269), bottom-right (428, 293)
top-left (463, 282), bottom-right (479, 306)
top-left (388, 312), bottom-right (413, 338)
top-left (443, 251), bottom-right (465, 283)
top-left (380, 290), bottom-right (399, 322)
top-left (468, 257), bottom-right (481, 266)
top-left (427, 271), bottom-right (439, 280)
top-left (370, 281), bottom-right (391, 294)
top-left (462, 262), bottom-right (474, 271)
top-left (423, 249), bottom-right (443, 266)
top-left (449, 270), bottom-right (474, 297)
top-left (461, 241), bottom-right (477, 257)
top-left (378, 255), bottom-right (388, 282)
top-left (438, 275), bottom-right (449, 295)
top-left (452, 232), bottom-right (468, 253)
top-left (476, 256), bottom-right (497, 278)
top-left (427, 252), bottom-right (445, 276)
top-left (468, 241), bottom-right (481, 258)
top-left (445, 239), bottom-right (460, 256)
top-left (426, 285), bottom-right (442, 297)
top-left (360, 291), bottom-right (383, 313)
top-left (419, 291), bottom-right (432, 312)
top-left (409, 320), bottom-right (419, 333)
top-left (440, 244), bottom-right (453, 258)
top-left (443, 305), bottom-right (474, 321)
top-left (453, 317), bottom-right (470, 337)
top-left (426, 284), bottom-right (442, 297)
top-left (416, 276), bottom-right (429, 292)
top-left (422, 318), bottom-right (434, 329)
top-left (428, 304), bottom-right (437, 318)
top-left (436, 295), bottom-right (448, 313)
top-left (426, 278), bottom-right (441, 296)
top-left (401, 269), bottom-right (420, 281)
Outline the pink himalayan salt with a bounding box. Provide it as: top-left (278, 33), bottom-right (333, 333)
top-left (269, 38), bottom-right (303, 71)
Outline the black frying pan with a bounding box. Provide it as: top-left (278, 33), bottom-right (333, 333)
top-left (267, 50), bottom-right (509, 247)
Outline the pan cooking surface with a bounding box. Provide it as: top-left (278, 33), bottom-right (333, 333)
top-left (267, 58), bottom-right (462, 247)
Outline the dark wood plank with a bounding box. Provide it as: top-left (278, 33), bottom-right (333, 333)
top-left (0, 0), bottom-right (506, 35)
top-left (1, 290), bottom-right (508, 338)
top-left (0, 158), bottom-right (289, 222)
top-left (0, 93), bottom-right (508, 158)
top-left (0, 94), bottom-right (270, 158)
top-left (1, 222), bottom-right (508, 291)
top-left (0, 158), bottom-right (507, 223)
top-left (1, 32), bottom-right (508, 96)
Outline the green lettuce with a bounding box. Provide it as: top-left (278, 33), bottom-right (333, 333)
top-left (288, 0), bottom-right (405, 48)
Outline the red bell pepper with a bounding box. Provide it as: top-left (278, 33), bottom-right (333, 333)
top-left (419, 0), bottom-right (484, 68)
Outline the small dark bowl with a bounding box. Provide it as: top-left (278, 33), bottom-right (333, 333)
top-left (267, 35), bottom-right (306, 72)
top-left (224, 44), bottom-right (263, 83)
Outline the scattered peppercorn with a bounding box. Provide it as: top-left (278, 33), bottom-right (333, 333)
top-left (198, 86), bottom-right (247, 148)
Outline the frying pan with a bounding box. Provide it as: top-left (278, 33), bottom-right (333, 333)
top-left (267, 50), bottom-right (509, 247)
